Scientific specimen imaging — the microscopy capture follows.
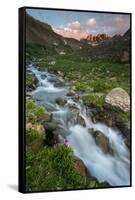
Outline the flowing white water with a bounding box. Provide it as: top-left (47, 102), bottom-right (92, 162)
top-left (27, 64), bottom-right (130, 186)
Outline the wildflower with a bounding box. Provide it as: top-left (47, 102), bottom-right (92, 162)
top-left (64, 139), bottom-right (69, 147)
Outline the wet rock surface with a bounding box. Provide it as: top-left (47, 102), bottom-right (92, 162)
top-left (73, 156), bottom-right (87, 178)
top-left (117, 121), bottom-right (130, 148)
top-left (94, 130), bottom-right (110, 153)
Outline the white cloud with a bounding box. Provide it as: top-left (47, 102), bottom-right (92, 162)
top-left (85, 18), bottom-right (96, 26)
top-left (67, 21), bottom-right (81, 30)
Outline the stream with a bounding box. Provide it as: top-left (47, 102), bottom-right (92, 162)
top-left (27, 64), bottom-right (130, 186)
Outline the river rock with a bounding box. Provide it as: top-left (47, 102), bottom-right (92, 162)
top-left (67, 90), bottom-right (76, 96)
top-left (73, 157), bottom-right (86, 178)
top-left (76, 115), bottom-right (86, 127)
top-left (43, 122), bottom-right (58, 146)
top-left (53, 128), bottom-right (67, 138)
top-left (26, 91), bottom-right (32, 97)
top-left (43, 122), bottom-right (57, 132)
top-left (93, 111), bottom-right (115, 127)
top-left (117, 121), bottom-right (130, 148)
top-left (91, 115), bottom-right (98, 123)
top-left (69, 105), bottom-right (79, 114)
top-left (72, 95), bottom-right (80, 102)
top-left (56, 134), bottom-right (65, 144)
top-left (94, 130), bottom-right (110, 153)
top-left (49, 133), bottom-right (65, 145)
top-left (54, 81), bottom-right (65, 87)
top-left (56, 98), bottom-right (66, 106)
top-left (105, 88), bottom-right (130, 112)
top-left (57, 71), bottom-right (65, 77)
top-left (86, 108), bottom-right (97, 117)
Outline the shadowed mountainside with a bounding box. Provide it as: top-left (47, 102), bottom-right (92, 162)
top-left (26, 13), bottom-right (81, 50)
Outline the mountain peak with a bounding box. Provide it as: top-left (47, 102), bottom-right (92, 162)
top-left (85, 33), bottom-right (110, 43)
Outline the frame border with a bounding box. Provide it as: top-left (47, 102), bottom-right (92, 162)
top-left (19, 6), bottom-right (132, 193)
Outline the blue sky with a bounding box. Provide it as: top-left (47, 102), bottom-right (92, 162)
top-left (26, 8), bottom-right (130, 40)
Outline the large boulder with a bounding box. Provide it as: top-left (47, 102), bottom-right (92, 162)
top-left (94, 130), bottom-right (110, 153)
top-left (43, 122), bottom-right (57, 146)
top-left (53, 128), bottom-right (65, 138)
top-left (43, 122), bottom-right (57, 132)
top-left (105, 88), bottom-right (130, 112)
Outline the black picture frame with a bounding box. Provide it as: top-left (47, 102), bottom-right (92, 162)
top-left (19, 6), bottom-right (132, 193)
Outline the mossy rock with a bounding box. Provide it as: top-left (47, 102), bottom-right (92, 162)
top-left (26, 99), bottom-right (45, 123)
top-left (26, 72), bottom-right (38, 90)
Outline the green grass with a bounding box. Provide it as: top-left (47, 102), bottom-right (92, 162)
top-left (81, 94), bottom-right (105, 110)
top-left (26, 144), bottom-right (104, 192)
top-left (52, 58), bottom-right (130, 94)
top-left (26, 44), bottom-right (130, 96)
top-left (109, 110), bottom-right (130, 123)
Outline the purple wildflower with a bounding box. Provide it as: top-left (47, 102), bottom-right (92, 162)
top-left (64, 139), bottom-right (69, 147)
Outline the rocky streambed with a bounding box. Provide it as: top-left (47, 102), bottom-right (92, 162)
top-left (26, 63), bottom-right (130, 187)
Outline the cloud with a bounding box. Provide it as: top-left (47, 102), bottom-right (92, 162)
top-left (85, 18), bottom-right (96, 26)
top-left (53, 27), bottom-right (89, 40)
top-left (53, 15), bottom-right (130, 40)
top-left (67, 21), bottom-right (81, 30)
top-left (114, 16), bottom-right (128, 28)
top-left (53, 20), bottom-right (83, 40)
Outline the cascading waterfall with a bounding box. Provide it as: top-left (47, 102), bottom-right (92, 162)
top-left (27, 64), bottom-right (130, 186)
